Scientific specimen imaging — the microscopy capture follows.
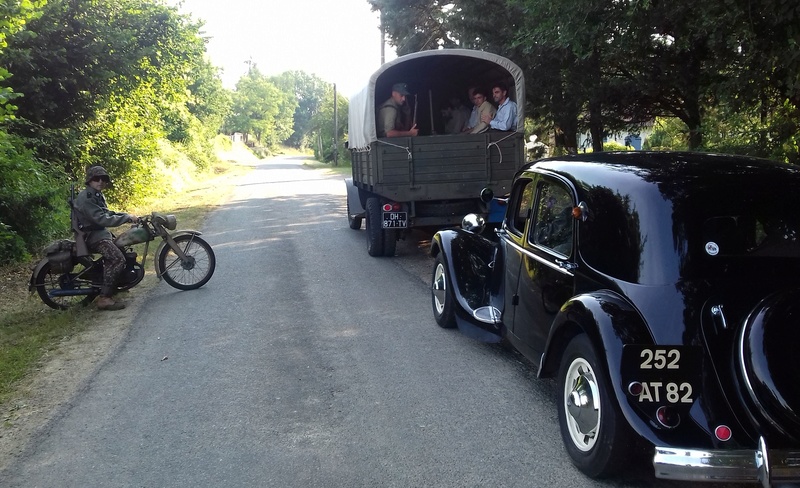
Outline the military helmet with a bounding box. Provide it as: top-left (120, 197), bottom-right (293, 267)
top-left (85, 165), bottom-right (110, 184)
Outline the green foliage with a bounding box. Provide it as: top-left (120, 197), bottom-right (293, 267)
top-left (0, 131), bottom-right (68, 263)
top-left (0, 0), bottom-right (229, 264)
top-left (603, 141), bottom-right (631, 152)
top-left (373, 0), bottom-right (800, 156)
top-left (701, 100), bottom-right (800, 164)
top-left (271, 71), bottom-right (330, 149)
top-left (643, 118), bottom-right (689, 151)
top-left (310, 86), bottom-right (348, 164)
top-left (224, 67), bottom-right (297, 148)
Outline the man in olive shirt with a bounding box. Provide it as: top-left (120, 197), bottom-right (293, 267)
top-left (377, 83), bottom-right (418, 138)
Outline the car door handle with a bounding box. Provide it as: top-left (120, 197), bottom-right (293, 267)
top-left (555, 259), bottom-right (577, 271)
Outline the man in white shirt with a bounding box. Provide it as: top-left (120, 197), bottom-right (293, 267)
top-left (481, 82), bottom-right (517, 131)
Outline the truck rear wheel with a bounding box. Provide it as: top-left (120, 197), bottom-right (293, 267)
top-left (365, 197), bottom-right (384, 257)
top-left (384, 229), bottom-right (397, 256)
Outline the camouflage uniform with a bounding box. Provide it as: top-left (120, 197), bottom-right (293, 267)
top-left (73, 166), bottom-right (134, 297)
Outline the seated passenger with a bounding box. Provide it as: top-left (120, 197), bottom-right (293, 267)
top-left (481, 81), bottom-right (517, 131)
top-left (443, 96), bottom-right (470, 134)
top-left (469, 88), bottom-right (497, 134)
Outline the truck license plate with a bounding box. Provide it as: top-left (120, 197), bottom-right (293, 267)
top-left (383, 212), bottom-right (407, 228)
top-left (621, 345), bottom-right (701, 405)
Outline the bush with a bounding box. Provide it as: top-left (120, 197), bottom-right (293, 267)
top-left (0, 222), bottom-right (28, 263)
top-left (0, 131), bottom-right (70, 264)
top-left (603, 141), bottom-right (631, 151)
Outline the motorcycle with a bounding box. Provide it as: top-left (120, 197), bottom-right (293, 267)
top-left (30, 210), bottom-right (216, 310)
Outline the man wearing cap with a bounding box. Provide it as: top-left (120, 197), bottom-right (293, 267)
top-left (73, 166), bottom-right (139, 310)
top-left (376, 83), bottom-right (419, 138)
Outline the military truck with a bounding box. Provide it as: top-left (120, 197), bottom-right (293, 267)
top-left (346, 49), bottom-right (527, 256)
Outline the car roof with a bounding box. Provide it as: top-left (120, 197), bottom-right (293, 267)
top-left (522, 151), bottom-right (800, 201)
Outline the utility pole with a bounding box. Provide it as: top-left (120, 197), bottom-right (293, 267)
top-left (333, 84), bottom-right (338, 167)
top-left (380, 11), bottom-right (385, 65)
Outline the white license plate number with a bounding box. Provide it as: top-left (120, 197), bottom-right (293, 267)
top-left (383, 212), bottom-right (407, 228)
top-left (621, 345), bottom-right (700, 405)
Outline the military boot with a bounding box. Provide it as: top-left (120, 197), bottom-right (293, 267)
top-left (95, 295), bottom-right (125, 311)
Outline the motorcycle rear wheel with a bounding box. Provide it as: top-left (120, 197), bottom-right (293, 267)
top-left (34, 261), bottom-right (98, 310)
top-left (158, 235), bottom-right (216, 290)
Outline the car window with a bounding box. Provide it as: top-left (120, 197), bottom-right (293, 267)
top-left (506, 178), bottom-right (534, 236)
top-left (530, 181), bottom-right (574, 255)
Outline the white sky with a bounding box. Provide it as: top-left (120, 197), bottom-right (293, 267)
top-left (167, 0), bottom-right (397, 98)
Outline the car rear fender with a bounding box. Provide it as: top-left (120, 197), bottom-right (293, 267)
top-left (538, 290), bottom-right (652, 380)
top-left (540, 291), bottom-right (728, 448)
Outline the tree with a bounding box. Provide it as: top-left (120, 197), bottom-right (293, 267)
top-left (271, 71), bottom-right (328, 149)
top-left (0, 0), bottom-right (229, 263)
top-left (224, 67), bottom-right (297, 147)
top-left (310, 86), bottom-right (348, 163)
top-left (0, 0), bottom-right (45, 123)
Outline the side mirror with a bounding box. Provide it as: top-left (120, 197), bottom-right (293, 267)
top-left (462, 213), bottom-right (486, 234)
top-left (480, 188), bottom-right (494, 203)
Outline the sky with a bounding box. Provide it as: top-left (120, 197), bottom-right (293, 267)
top-left (166, 0), bottom-right (397, 97)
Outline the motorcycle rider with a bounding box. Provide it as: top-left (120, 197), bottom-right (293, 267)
top-left (73, 166), bottom-right (138, 311)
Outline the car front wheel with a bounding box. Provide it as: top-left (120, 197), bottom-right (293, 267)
top-left (431, 254), bottom-right (456, 328)
top-left (557, 334), bottom-right (631, 478)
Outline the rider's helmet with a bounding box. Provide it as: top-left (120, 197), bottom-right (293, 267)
top-left (85, 166), bottom-right (111, 184)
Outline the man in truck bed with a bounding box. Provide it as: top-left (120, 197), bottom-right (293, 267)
top-left (376, 82), bottom-right (418, 138)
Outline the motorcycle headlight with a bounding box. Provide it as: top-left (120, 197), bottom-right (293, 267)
top-left (155, 213), bottom-right (177, 231)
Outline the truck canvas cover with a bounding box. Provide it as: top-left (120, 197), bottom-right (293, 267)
top-left (348, 49), bottom-right (526, 150)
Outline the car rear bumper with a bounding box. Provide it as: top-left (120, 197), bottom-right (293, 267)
top-left (654, 437), bottom-right (800, 487)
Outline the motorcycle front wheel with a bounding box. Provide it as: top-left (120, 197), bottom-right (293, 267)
top-left (158, 235), bottom-right (216, 290)
top-left (34, 261), bottom-right (98, 310)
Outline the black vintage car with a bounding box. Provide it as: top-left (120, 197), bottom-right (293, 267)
top-left (430, 151), bottom-right (800, 485)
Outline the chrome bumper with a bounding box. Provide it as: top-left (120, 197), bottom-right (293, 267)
top-left (654, 437), bottom-right (800, 487)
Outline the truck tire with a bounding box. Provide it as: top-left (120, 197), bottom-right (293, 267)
top-left (365, 197), bottom-right (384, 257)
top-left (384, 229), bottom-right (397, 256)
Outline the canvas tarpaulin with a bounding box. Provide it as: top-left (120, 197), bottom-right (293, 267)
top-left (348, 49), bottom-right (526, 150)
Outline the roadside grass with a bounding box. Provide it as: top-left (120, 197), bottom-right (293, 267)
top-left (0, 147), bottom-right (256, 405)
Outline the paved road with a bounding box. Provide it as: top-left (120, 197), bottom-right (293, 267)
top-left (0, 156), bottom-right (754, 487)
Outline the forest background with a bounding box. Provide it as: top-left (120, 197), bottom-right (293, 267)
top-left (2, 0), bottom-right (799, 266)
top-left (0, 0), bottom-right (346, 266)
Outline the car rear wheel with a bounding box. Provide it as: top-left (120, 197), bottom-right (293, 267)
top-left (431, 254), bottom-right (456, 328)
top-left (557, 334), bottom-right (631, 478)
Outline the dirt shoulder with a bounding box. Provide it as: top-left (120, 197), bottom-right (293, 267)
top-left (0, 286), bottom-right (149, 471)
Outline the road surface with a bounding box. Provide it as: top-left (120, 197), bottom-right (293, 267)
top-left (0, 155), bottom-right (754, 488)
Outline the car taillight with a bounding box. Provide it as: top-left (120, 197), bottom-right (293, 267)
top-left (656, 406), bottom-right (680, 428)
top-left (715, 425), bottom-right (732, 441)
top-left (382, 202), bottom-right (401, 211)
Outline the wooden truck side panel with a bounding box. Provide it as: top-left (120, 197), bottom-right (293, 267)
top-left (351, 132), bottom-right (523, 203)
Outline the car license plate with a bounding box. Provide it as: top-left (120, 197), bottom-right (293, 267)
top-left (621, 345), bottom-right (701, 405)
top-left (383, 212), bottom-right (407, 228)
